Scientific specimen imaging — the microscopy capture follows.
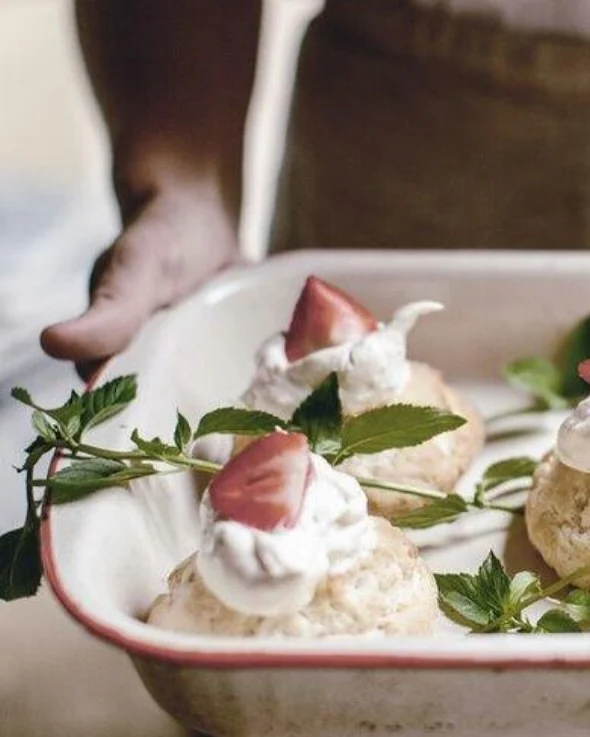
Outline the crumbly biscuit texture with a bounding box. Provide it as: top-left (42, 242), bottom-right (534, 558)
top-left (340, 362), bottom-right (485, 518)
top-left (148, 517), bottom-right (438, 637)
top-left (526, 452), bottom-right (590, 589)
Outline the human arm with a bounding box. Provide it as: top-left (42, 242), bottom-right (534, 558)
top-left (41, 0), bottom-right (261, 364)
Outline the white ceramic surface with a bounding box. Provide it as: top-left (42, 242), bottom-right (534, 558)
top-left (42, 251), bottom-right (590, 737)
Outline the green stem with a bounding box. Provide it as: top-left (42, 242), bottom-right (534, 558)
top-left (356, 476), bottom-right (523, 515)
top-left (355, 476), bottom-right (447, 501)
top-left (74, 442), bottom-right (222, 475)
top-left (69, 442), bottom-right (149, 461)
top-left (45, 440), bottom-right (524, 517)
top-left (24, 466), bottom-right (40, 528)
top-left (29, 441), bottom-right (223, 491)
top-left (522, 565), bottom-right (590, 608)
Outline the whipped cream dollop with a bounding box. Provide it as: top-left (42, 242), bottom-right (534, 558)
top-left (241, 301), bottom-right (443, 418)
top-left (556, 396), bottom-right (590, 473)
top-left (196, 454), bottom-right (375, 617)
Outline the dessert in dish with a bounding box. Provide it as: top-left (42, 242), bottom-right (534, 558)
top-left (240, 276), bottom-right (484, 516)
top-left (148, 431), bottom-right (438, 636)
top-left (526, 391), bottom-right (590, 589)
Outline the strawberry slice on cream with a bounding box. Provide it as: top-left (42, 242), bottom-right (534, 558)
top-left (209, 432), bottom-right (312, 531)
top-left (285, 276), bottom-right (378, 362)
top-left (196, 431), bottom-right (374, 617)
top-left (241, 275), bottom-right (442, 419)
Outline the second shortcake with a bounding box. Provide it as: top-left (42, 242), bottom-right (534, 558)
top-left (240, 276), bottom-right (484, 518)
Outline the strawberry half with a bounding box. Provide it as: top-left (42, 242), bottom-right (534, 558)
top-left (209, 432), bottom-right (312, 531)
top-left (578, 359), bottom-right (590, 384)
top-left (284, 276), bottom-right (378, 362)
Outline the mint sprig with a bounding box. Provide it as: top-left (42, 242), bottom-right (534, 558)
top-left (391, 455), bottom-right (537, 529)
top-left (436, 551), bottom-right (590, 633)
top-left (2, 377), bottom-right (140, 600)
top-left (290, 372), bottom-right (342, 459)
top-left (173, 412), bottom-right (192, 451)
top-left (193, 407), bottom-right (287, 440)
top-left (389, 494), bottom-right (469, 529)
top-left (473, 456), bottom-right (537, 508)
top-left (43, 459), bottom-right (157, 504)
top-left (189, 372), bottom-right (466, 466)
top-left (503, 358), bottom-right (570, 411)
top-left (0, 503), bottom-right (41, 601)
top-left (287, 372), bottom-right (466, 465)
top-left (494, 313), bottom-right (590, 422)
top-left (1, 371), bottom-right (498, 602)
top-left (13, 375), bottom-right (138, 441)
top-left (336, 404), bottom-right (465, 464)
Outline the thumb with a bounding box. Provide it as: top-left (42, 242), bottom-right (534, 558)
top-left (41, 210), bottom-right (174, 363)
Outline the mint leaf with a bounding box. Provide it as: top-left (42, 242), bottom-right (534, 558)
top-left (174, 412), bottom-right (192, 450)
top-left (535, 610), bottom-right (581, 633)
top-left (47, 458), bottom-right (155, 503)
top-left (478, 551), bottom-right (512, 612)
top-left (11, 387), bottom-right (34, 407)
top-left (79, 374), bottom-right (137, 434)
top-left (13, 376), bottom-right (137, 442)
top-left (290, 372), bottom-right (342, 458)
top-left (507, 571), bottom-right (541, 610)
top-left (503, 357), bottom-right (569, 410)
top-left (12, 386), bottom-right (83, 438)
top-left (557, 315), bottom-right (590, 399)
top-left (395, 494), bottom-right (468, 529)
top-left (435, 552), bottom-right (511, 631)
top-left (436, 553), bottom-right (590, 634)
top-left (131, 429), bottom-right (181, 460)
top-left (32, 411), bottom-right (56, 442)
top-left (337, 404), bottom-right (466, 463)
top-left (474, 456), bottom-right (537, 506)
top-left (560, 589), bottom-right (590, 628)
top-left (193, 407), bottom-right (286, 440)
top-left (480, 457), bottom-right (538, 493)
top-left (435, 572), bottom-right (497, 629)
top-left (18, 437), bottom-right (55, 472)
top-left (0, 524), bottom-right (42, 601)
top-left (46, 390), bottom-right (84, 438)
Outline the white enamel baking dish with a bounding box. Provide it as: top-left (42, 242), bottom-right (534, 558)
top-left (41, 251), bottom-right (590, 737)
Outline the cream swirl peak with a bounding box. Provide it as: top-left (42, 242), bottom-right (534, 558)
top-left (241, 299), bottom-right (443, 418)
top-left (556, 396), bottom-right (590, 474)
top-left (196, 433), bottom-right (374, 617)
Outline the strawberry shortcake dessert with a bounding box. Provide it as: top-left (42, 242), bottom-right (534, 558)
top-left (239, 276), bottom-right (484, 517)
top-left (525, 361), bottom-right (590, 590)
top-left (148, 431), bottom-right (438, 636)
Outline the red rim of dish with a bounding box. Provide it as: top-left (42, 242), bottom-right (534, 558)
top-left (39, 361), bottom-right (590, 670)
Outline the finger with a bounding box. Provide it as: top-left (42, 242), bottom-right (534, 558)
top-left (41, 210), bottom-right (174, 362)
top-left (71, 249), bottom-right (251, 380)
top-left (41, 190), bottom-right (240, 363)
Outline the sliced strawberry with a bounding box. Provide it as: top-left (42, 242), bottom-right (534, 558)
top-left (284, 276), bottom-right (378, 362)
top-left (578, 359), bottom-right (590, 384)
top-left (209, 432), bottom-right (312, 531)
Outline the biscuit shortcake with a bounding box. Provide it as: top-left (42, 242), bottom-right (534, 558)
top-left (239, 276), bottom-right (484, 518)
top-left (526, 390), bottom-right (590, 589)
top-left (148, 432), bottom-right (438, 637)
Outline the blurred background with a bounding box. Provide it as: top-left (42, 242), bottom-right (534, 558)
top-left (0, 0), bottom-right (322, 534)
top-left (0, 1), bottom-right (319, 735)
